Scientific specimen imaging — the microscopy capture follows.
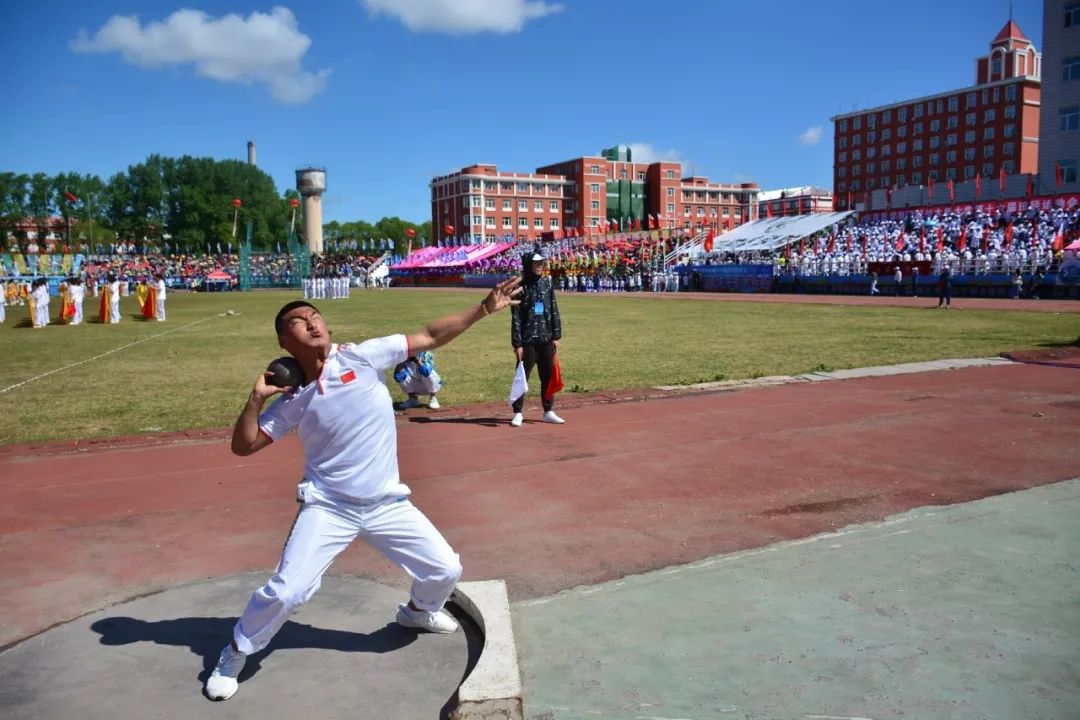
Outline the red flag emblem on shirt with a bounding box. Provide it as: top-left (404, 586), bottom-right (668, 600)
top-left (341, 370), bottom-right (356, 384)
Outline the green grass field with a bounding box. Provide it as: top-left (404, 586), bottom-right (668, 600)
top-left (1, 289), bottom-right (1075, 445)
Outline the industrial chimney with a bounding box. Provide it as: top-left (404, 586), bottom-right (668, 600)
top-left (247, 141), bottom-right (256, 166)
top-left (295, 167), bottom-right (326, 254)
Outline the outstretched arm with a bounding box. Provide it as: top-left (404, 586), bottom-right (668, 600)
top-left (407, 276), bottom-right (522, 353)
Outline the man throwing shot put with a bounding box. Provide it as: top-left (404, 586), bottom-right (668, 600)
top-left (205, 276), bottom-right (522, 701)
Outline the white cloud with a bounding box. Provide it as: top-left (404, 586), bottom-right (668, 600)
top-left (361, 0), bottom-right (561, 34)
top-left (71, 7), bottom-right (330, 104)
top-left (798, 125), bottom-right (823, 146)
top-left (626, 143), bottom-right (683, 164)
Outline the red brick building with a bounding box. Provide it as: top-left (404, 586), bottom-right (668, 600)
top-left (430, 146), bottom-right (760, 243)
top-left (831, 20), bottom-right (1042, 210)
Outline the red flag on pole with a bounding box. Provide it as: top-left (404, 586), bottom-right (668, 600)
top-left (1056, 163), bottom-right (1064, 188)
top-left (1026, 174), bottom-right (1034, 200)
top-left (975, 174), bottom-right (982, 200)
top-left (895, 231), bottom-right (906, 252)
top-left (981, 225), bottom-right (990, 253)
top-left (1052, 222), bottom-right (1066, 252)
top-left (919, 227), bottom-right (926, 254)
top-left (1004, 222), bottom-right (1014, 248)
top-left (847, 191), bottom-right (853, 209)
top-left (928, 177), bottom-right (935, 203)
top-left (936, 226), bottom-right (945, 253)
top-left (827, 234), bottom-right (836, 253)
top-left (543, 354), bottom-right (564, 400)
top-left (766, 203), bottom-right (773, 218)
top-left (861, 234), bottom-right (868, 257)
top-left (999, 167), bottom-right (1006, 193)
top-left (948, 179), bottom-right (955, 203)
top-left (957, 225), bottom-right (967, 252)
top-left (704, 227), bottom-right (715, 253)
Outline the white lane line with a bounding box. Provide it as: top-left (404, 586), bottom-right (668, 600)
top-left (0, 313), bottom-right (223, 395)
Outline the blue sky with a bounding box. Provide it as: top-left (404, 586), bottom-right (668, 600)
top-left (0, 0), bottom-right (1042, 224)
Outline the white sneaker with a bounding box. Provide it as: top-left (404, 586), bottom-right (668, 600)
top-left (543, 411), bottom-right (565, 424)
top-left (510, 412), bottom-right (523, 427)
top-left (427, 396), bottom-right (440, 410)
top-left (205, 644), bottom-right (246, 701)
top-left (396, 397), bottom-right (421, 410)
top-left (395, 603), bottom-right (459, 634)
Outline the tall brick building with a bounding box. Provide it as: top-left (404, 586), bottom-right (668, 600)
top-left (831, 20), bottom-right (1042, 210)
top-left (430, 146), bottom-right (759, 243)
top-left (1037, 0), bottom-right (1080, 190)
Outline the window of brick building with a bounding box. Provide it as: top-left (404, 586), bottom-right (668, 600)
top-left (1062, 160), bottom-right (1078, 183)
top-left (1067, 3), bottom-right (1080, 26)
top-left (1061, 106), bottom-right (1080, 131)
top-left (1064, 56), bottom-right (1080, 81)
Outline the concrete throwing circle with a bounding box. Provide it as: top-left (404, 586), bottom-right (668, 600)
top-left (0, 573), bottom-right (471, 720)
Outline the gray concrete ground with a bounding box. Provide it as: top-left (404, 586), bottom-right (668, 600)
top-left (514, 480), bottom-right (1080, 720)
top-left (0, 573), bottom-right (476, 720)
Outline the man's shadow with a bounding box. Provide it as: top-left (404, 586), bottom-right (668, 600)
top-left (408, 416), bottom-right (503, 428)
top-left (89, 615), bottom-right (419, 686)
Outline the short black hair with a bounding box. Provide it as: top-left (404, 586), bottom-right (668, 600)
top-left (275, 300), bottom-right (319, 335)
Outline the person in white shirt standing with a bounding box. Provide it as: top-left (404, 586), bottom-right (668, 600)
top-left (205, 276), bottom-right (523, 702)
top-left (108, 274), bottom-right (121, 323)
top-left (31, 279), bottom-right (50, 328)
top-left (69, 277), bottom-right (85, 325)
top-left (154, 274), bottom-right (167, 321)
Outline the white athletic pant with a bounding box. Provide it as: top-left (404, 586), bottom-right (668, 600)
top-left (73, 301), bottom-right (82, 325)
top-left (110, 299), bottom-right (120, 323)
top-left (232, 491), bottom-right (462, 655)
top-left (156, 297), bottom-right (165, 320)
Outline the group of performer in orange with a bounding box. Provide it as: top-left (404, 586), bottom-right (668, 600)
top-left (3, 274), bottom-right (166, 328)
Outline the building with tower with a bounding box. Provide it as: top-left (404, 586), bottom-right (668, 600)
top-left (296, 168), bottom-right (326, 254)
top-left (430, 145), bottom-right (759, 244)
top-left (831, 20), bottom-right (1042, 210)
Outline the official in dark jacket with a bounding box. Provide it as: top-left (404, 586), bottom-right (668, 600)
top-left (510, 252), bottom-right (564, 426)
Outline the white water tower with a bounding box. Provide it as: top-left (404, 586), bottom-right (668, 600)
top-left (295, 167), bottom-right (326, 254)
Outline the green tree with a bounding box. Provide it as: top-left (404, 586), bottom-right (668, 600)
top-left (28, 172), bottom-right (53, 243)
top-left (0, 172), bottom-right (29, 248)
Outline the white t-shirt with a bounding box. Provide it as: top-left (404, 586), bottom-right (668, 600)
top-left (156, 279), bottom-right (166, 299)
top-left (258, 335), bottom-right (410, 501)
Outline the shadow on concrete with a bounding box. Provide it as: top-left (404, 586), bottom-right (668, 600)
top-left (439, 602), bottom-right (484, 720)
top-left (408, 416), bottom-right (505, 428)
top-left (89, 615), bottom-right (419, 685)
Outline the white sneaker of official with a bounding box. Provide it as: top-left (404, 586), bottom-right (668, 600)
top-left (510, 412), bottom-right (523, 427)
top-left (204, 644), bottom-right (247, 701)
top-left (395, 603), bottom-right (459, 633)
top-left (542, 411), bottom-right (565, 424)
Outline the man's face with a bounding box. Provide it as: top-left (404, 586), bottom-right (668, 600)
top-left (278, 306), bottom-right (330, 355)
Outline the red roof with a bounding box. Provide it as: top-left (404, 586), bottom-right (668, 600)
top-left (992, 20), bottom-right (1028, 44)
